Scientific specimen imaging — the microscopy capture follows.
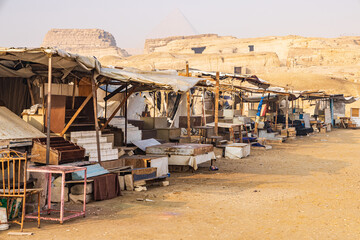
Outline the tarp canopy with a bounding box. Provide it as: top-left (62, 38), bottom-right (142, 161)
top-left (0, 48), bottom-right (100, 80)
top-left (189, 69), bottom-right (271, 89)
top-left (100, 67), bottom-right (206, 92)
top-left (0, 48), bottom-right (205, 93)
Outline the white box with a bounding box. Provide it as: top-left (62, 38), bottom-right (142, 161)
top-left (225, 143), bottom-right (251, 159)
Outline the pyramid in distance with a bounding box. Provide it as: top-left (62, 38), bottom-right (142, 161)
top-left (147, 8), bottom-right (198, 39)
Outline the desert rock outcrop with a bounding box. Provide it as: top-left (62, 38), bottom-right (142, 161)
top-left (42, 28), bottom-right (128, 58)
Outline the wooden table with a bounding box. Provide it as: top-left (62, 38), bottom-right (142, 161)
top-left (26, 165), bottom-right (87, 224)
top-left (194, 126), bottom-right (214, 143)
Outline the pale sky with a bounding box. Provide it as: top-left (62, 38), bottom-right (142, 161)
top-left (1, 0), bottom-right (360, 49)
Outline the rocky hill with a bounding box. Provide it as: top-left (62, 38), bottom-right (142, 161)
top-left (100, 34), bottom-right (360, 97)
top-left (42, 29), bottom-right (129, 58)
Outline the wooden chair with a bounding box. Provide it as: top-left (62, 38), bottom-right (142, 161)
top-left (0, 149), bottom-right (42, 231)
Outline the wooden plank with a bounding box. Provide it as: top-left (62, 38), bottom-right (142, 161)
top-left (53, 146), bottom-right (81, 151)
top-left (187, 91), bottom-right (191, 137)
top-left (65, 179), bottom-right (94, 184)
top-left (124, 158), bottom-right (148, 168)
top-left (100, 158), bottom-right (125, 170)
top-left (134, 176), bottom-right (167, 187)
top-left (285, 95), bottom-right (289, 129)
top-left (71, 79), bottom-right (77, 110)
top-left (59, 149), bottom-right (85, 161)
top-left (46, 55), bottom-right (52, 165)
top-left (202, 89), bottom-right (206, 125)
top-left (186, 62), bottom-right (191, 137)
top-left (103, 85), bottom-right (127, 101)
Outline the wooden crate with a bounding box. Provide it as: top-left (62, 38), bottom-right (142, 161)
top-left (100, 158), bottom-right (125, 170)
top-left (132, 167), bottom-right (157, 182)
top-left (31, 137), bottom-right (85, 165)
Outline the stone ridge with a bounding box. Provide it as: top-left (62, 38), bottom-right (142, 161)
top-left (144, 34), bottom-right (221, 54)
top-left (41, 28), bottom-right (128, 58)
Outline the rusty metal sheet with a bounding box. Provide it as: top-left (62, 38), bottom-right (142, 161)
top-left (0, 106), bottom-right (45, 141)
top-left (146, 143), bottom-right (213, 156)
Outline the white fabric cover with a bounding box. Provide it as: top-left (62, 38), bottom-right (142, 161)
top-left (150, 156), bottom-right (169, 177)
top-left (225, 143), bottom-right (250, 159)
top-left (168, 151), bottom-right (216, 170)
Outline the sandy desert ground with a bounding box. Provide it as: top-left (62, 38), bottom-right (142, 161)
top-left (1, 129), bottom-right (360, 240)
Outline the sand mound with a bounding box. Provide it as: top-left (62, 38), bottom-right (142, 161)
top-left (258, 72), bottom-right (360, 96)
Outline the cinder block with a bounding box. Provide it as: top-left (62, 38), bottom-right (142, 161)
top-left (125, 174), bottom-right (134, 191)
top-left (70, 183), bottom-right (93, 195)
top-left (51, 186), bottom-right (69, 202)
top-left (119, 176), bottom-right (125, 191)
top-left (69, 193), bottom-right (92, 203)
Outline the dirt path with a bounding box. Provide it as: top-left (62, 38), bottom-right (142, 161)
top-left (2, 129), bottom-right (360, 240)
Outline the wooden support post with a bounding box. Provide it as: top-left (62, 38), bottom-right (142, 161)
top-left (153, 91), bottom-right (156, 119)
top-left (202, 89), bottom-right (206, 125)
top-left (215, 72), bottom-right (220, 136)
top-left (71, 79), bottom-right (77, 110)
top-left (240, 92), bottom-right (243, 116)
top-left (91, 76), bottom-right (101, 163)
top-left (59, 87), bottom-right (98, 137)
top-left (105, 83), bottom-right (108, 119)
top-left (124, 83), bottom-right (128, 146)
top-left (291, 99), bottom-right (294, 126)
top-left (42, 81), bottom-right (45, 133)
top-left (285, 95), bottom-right (289, 130)
top-left (275, 101), bottom-right (278, 129)
top-left (187, 91), bottom-right (191, 137)
top-left (101, 86), bottom-right (137, 131)
top-left (240, 124), bottom-right (243, 143)
top-left (27, 79), bottom-right (35, 106)
top-left (186, 62), bottom-right (191, 137)
top-left (46, 55), bottom-right (52, 165)
top-left (165, 91), bottom-right (169, 117)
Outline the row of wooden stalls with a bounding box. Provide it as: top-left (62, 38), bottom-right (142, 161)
top-left (0, 48), bottom-right (358, 229)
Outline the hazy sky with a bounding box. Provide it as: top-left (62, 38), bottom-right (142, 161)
top-left (1, 0), bottom-right (360, 49)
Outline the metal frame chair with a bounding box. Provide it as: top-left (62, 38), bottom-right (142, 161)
top-left (0, 149), bottom-right (41, 231)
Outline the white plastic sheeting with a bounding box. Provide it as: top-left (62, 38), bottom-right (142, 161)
top-left (0, 48), bottom-right (205, 93)
top-left (100, 67), bottom-right (204, 92)
top-left (168, 152), bottom-right (216, 170)
top-left (0, 106), bottom-right (45, 141)
top-left (127, 93), bottom-right (146, 120)
top-left (0, 48), bottom-right (100, 79)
